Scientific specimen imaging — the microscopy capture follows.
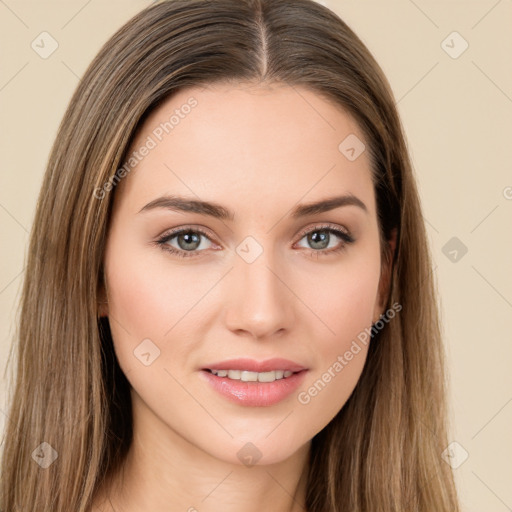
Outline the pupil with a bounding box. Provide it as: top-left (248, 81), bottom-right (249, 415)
top-left (178, 231), bottom-right (200, 250)
top-left (309, 230), bottom-right (329, 249)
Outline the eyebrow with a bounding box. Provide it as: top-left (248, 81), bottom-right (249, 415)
top-left (138, 193), bottom-right (367, 220)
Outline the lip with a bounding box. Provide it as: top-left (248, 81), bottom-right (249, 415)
top-left (200, 368), bottom-right (308, 407)
top-left (201, 358), bottom-right (307, 373)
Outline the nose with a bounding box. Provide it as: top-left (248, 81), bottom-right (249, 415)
top-left (223, 246), bottom-right (296, 340)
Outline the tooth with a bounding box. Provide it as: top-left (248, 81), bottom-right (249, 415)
top-left (240, 371), bottom-right (258, 382)
top-left (258, 371), bottom-right (276, 383)
top-left (210, 369), bottom-right (296, 380)
top-left (227, 370), bottom-right (241, 380)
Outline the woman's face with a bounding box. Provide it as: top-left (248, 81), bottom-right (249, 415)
top-left (102, 82), bottom-right (389, 466)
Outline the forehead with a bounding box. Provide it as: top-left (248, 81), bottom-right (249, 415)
top-left (117, 82), bottom-right (375, 216)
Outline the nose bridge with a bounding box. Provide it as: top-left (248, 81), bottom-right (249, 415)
top-left (224, 237), bottom-right (294, 338)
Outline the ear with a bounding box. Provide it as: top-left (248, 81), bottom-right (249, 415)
top-left (372, 227), bottom-right (397, 323)
top-left (97, 268), bottom-right (109, 318)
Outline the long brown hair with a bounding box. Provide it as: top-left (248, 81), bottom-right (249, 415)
top-left (0, 1), bottom-right (460, 510)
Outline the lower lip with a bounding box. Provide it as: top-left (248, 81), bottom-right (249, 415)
top-left (200, 370), bottom-right (308, 407)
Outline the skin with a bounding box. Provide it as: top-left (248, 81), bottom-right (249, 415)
top-left (93, 81), bottom-right (395, 512)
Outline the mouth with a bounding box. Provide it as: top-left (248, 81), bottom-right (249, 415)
top-left (203, 368), bottom-right (302, 382)
top-left (199, 358), bottom-right (308, 407)
top-left (200, 357), bottom-right (307, 382)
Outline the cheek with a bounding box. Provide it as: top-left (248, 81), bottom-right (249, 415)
top-left (304, 241), bottom-right (381, 353)
top-left (102, 240), bottom-right (220, 442)
top-left (108, 234), bottom-right (221, 322)
top-left (294, 245), bottom-right (381, 424)
top-left (326, 262), bottom-right (379, 342)
top-left (103, 237), bottom-right (214, 372)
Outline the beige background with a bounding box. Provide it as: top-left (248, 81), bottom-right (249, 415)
top-left (1, 0), bottom-right (511, 510)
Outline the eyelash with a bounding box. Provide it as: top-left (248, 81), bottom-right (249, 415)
top-left (154, 224), bottom-right (355, 259)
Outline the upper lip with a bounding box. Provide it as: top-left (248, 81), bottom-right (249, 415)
top-left (201, 358), bottom-right (307, 373)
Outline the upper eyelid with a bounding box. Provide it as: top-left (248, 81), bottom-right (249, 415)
top-left (159, 225), bottom-right (216, 240)
top-left (295, 223), bottom-right (350, 238)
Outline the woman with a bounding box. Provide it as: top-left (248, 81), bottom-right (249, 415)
top-left (0, 0), bottom-right (461, 510)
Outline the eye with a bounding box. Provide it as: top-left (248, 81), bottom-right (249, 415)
top-left (155, 223), bottom-right (355, 259)
top-left (295, 224), bottom-right (355, 256)
top-left (155, 227), bottom-right (216, 258)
